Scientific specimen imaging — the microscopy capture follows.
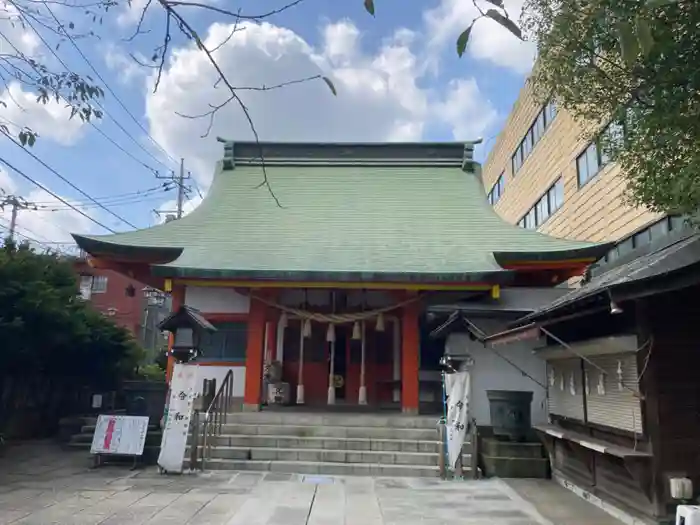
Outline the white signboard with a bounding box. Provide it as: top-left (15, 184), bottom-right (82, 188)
top-left (157, 363), bottom-right (198, 473)
top-left (90, 415), bottom-right (149, 456)
top-left (445, 366), bottom-right (472, 470)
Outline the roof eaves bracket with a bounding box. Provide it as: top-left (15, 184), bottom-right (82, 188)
top-left (461, 143), bottom-right (479, 174)
top-left (221, 139), bottom-right (235, 170)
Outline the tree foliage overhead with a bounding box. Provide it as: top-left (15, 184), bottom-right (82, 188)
top-left (0, 239), bottom-right (143, 385)
top-left (523, 0), bottom-right (700, 215)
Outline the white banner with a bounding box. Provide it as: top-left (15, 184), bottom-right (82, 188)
top-left (157, 363), bottom-right (198, 473)
top-left (445, 368), bottom-right (471, 469)
top-left (90, 415), bottom-right (149, 456)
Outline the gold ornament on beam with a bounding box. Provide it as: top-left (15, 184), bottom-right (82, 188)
top-left (352, 321), bottom-right (361, 340)
top-left (376, 312), bottom-right (385, 332)
top-left (303, 318), bottom-right (312, 338)
top-left (326, 323), bottom-right (336, 342)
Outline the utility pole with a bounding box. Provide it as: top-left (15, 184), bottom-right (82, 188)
top-left (0, 194), bottom-right (36, 241)
top-left (154, 158), bottom-right (190, 222)
top-left (176, 158), bottom-right (185, 219)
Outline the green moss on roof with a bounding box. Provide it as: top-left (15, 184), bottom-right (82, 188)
top-left (73, 142), bottom-right (607, 282)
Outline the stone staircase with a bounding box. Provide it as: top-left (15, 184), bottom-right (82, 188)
top-left (188, 411), bottom-right (470, 478)
top-left (479, 434), bottom-right (549, 479)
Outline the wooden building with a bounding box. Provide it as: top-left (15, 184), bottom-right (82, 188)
top-left (72, 140), bottom-right (606, 414)
top-left (486, 226), bottom-right (700, 524)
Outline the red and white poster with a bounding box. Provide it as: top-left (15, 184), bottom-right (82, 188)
top-left (90, 415), bottom-right (149, 456)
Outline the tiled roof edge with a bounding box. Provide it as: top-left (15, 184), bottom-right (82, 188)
top-left (216, 139), bottom-right (482, 170)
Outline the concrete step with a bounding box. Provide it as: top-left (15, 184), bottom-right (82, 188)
top-left (222, 412), bottom-right (440, 429)
top-left (207, 434), bottom-right (443, 453)
top-left (187, 458), bottom-right (453, 478)
top-left (217, 423), bottom-right (438, 441)
top-left (205, 446), bottom-right (455, 467)
top-left (481, 455), bottom-right (550, 479)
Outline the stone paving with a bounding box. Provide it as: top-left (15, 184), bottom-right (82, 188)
top-left (0, 442), bottom-right (622, 525)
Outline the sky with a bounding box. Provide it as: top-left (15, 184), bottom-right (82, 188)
top-left (0, 0), bottom-right (535, 253)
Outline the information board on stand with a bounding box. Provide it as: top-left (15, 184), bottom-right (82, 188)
top-left (90, 414), bottom-right (150, 469)
top-left (157, 363), bottom-right (198, 474)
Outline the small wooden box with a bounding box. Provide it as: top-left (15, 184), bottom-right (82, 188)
top-left (267, 382), bottom-right (290, 405)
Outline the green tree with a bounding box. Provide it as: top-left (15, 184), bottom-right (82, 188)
top-left (522, 0), bottom-right (700, 215)
top-left (0, 239), bottom-right (143, 417)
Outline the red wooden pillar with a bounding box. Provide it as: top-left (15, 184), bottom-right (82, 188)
top-left (401, 299), bottom-right (420, 415)
top-left (243, 296), bottom-right (267, 411)
top-left (165, 284), bottom-right (185, 384)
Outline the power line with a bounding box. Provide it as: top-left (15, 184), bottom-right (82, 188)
top-left (6, 137), bottom-right (138, 229)
top-left (190, 174), bottom-right (205, 199)
top-left (44, 3), bottom-right (181, 168)
top-left (31, 184), bottom-right (173, 205)
top-left (0, 217), bottom-right (54, 251)
top-left (0, 156), bottom-right (115, 233)
top-left (38, 192), bottom-right (173, 212)
top-left (11, 12), bottom-right (171, 176)
top-left (89, 121), bottom-right (162, 174)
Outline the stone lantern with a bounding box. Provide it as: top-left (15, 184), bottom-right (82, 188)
top-left (158, 305), bottom-right (217, 364)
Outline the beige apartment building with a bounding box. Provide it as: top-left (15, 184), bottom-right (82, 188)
top-left (481, 79), bottom-right (682, 265)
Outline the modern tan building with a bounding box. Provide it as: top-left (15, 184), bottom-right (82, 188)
top-left (482, 79), bottom-right (682, 267)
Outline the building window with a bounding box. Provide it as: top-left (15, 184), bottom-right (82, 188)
top-left (91, 275), bottom-right (108, 293)
top-left (79, 275), bottom-right (93, 300)
top-left (601, 215), bottom-right (682, 263)
top-left (487, 172), bottom-right (506, 205)
top-left (199, 321), bottom-right (248, 361)
top-left (511, 100), bottom-right (557, 175)
top-left (518, 178), bottom-right (564, 229)
top-left (577, 121), bottom-right (625, 187)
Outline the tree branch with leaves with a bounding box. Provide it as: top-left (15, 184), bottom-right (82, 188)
top-left (523, 0), bottom-right (700, 215)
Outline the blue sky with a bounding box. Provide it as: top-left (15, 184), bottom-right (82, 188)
top-left (0, 0), bottom-right (532, 248)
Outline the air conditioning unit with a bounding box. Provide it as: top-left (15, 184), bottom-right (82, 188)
top-left (676, 505), bottom-right (700, 525)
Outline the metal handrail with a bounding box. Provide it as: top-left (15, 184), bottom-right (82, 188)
top-left (191, 370), bottom-right (234, 470)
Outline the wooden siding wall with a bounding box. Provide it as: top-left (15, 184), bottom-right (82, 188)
top-left (481, 79), bottom-right (659, 243)
top-left (642, 286), bottom-right (700, 513)
top-left (584, 354), bottom-right (643, 434)
top-left (547, 359), bottom-right (585, 420)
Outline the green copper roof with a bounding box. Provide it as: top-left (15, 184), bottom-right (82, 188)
top-left (73, 141), bottom-right (609, 283)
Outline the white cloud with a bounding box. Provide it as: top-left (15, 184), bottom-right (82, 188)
top-left (116, 0), bottom-right (151, 27)
top-left (0, 171), bottom-right (98, 252)
top-left (145, 19), bottom-right (498, 188)
top-left (103, 44), bottom-right (146, 85)
top-left (0, 5), bottom-right (40, 57)
top-left (0, 82), bottom-right (87, 146)
top-left (0, 168), bottom-right (17, 194)
top-left (424, 0), bottom-right (536, 74)
top-left (152, 195), bottom-right (203, 224)
top-left (434, 79), bottom-right (498, 140)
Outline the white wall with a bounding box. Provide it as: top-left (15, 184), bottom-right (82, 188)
top-left (194, 365), bottom-right (246, 398)
top-left (446, 320), bottom-right (548, 425)
top-left (184, 286), bottom-right (249, 314)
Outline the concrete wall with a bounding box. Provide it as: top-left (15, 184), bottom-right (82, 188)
top-left (446, 320), bottom-right (547, 425)
top-left (481, 79), bottom-right (659, 244)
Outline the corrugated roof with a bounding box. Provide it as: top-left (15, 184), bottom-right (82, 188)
top-left (518, 232), bottom-right (700, 324)
top-left (73, 142), bottom-right (606, 281)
